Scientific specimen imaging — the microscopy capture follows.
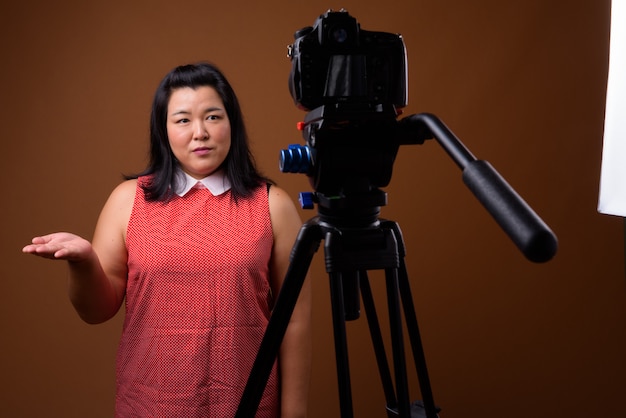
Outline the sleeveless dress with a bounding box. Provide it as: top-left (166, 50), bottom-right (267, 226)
top-left (115, 177), bottom-right (279, 417)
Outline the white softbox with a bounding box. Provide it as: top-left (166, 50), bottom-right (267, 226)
top-left (599, 0), bottom-right (626, 217)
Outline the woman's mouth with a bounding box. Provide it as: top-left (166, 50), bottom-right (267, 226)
top-left (193, 147), bottom-right (211, 156)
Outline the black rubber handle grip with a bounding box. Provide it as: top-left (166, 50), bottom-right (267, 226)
top-left (462, 160), bottom-right (558, 263)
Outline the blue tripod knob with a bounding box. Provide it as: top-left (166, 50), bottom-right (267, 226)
top-left (298, 192), bottom-right (315, 209)
top-left (279, 144), bottom-right (312, 173)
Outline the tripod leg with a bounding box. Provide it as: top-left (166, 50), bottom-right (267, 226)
top-left (359, 272), bottom-right (398, 413)
top-left (235, 220), bottom-right (322, 418)
top-left (397, 259), bottom-right (439, 418)
top-left (385, 267), bottom-right (412, 418)
top-left (381, 219), bottom-right (439, 418)
top-left (329, 271), bottom-right (355, 418)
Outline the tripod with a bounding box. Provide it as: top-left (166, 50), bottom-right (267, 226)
top-left (236, 190), bottom-right (440, 418)
top-left (235, 111), bottom-right (558, 417)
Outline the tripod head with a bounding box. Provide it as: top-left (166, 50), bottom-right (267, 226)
top-left (282, 101), bottom-right (402, 227)
top-left (279, 9), bottom-right (557, 262)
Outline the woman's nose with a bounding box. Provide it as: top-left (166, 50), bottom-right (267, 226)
top-left (193, 121), bottom-right (209, 140)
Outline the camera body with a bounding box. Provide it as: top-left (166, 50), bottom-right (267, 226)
top-left (282, 10), bottom-right (410, 204)
top-left (288, 9), bottom-right (408, 111)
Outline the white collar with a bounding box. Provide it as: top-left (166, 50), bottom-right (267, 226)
top-left (173, 169), bottom-right (232, 197)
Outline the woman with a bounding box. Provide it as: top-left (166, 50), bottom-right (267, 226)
top-left (23, 63), bottom-right (311, 417)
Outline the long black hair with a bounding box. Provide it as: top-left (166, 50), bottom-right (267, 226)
top-left (128, 62), bottom-right (271, 201)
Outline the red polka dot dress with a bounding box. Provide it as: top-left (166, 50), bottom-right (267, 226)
top-left (116, 176), bottom-right (279, 417)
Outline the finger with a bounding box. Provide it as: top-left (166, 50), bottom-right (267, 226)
top-left (22, 247), bottom-right (55, 259)
top-left (53, 248), bottom-right (71, 259)
top-left (30, 236), bottom-right (49, 245)
top-left (22, 243), bottom-right (46, 253)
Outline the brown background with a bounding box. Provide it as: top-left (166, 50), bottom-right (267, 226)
top-left (1, 0), bottom-right (625, 417)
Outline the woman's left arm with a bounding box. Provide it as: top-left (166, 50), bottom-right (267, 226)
top-left (268, 185), bottom-right (312, 418)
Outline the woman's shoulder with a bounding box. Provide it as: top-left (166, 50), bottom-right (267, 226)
top-left (104, 179), bottom-right (138, 212)
top-left (94, 179), bottom-right (138, 241)
top-left (112, 178), bottom-right (138, 197)
top-left (268, 185), bottom-right (301, 226)
top-left (267, 184), bottom-right (291, 207)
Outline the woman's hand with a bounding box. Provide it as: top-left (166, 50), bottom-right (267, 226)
top-left (22, 232), bottom-right (93, 262)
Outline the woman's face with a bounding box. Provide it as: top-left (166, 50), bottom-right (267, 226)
top-left (166, 86), bottom-right (231, 179)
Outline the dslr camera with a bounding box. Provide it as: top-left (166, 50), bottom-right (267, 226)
top-left (282, 10), bottom-right (412, 206)
top-left (288, 9), bottom-right (408, 111)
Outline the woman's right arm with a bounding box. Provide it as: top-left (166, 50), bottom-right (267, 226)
top-left (23, 180), bottom-right (136, 324)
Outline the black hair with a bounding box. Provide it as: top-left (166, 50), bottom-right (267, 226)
top-left (127, 62), bottom-right (271, 201)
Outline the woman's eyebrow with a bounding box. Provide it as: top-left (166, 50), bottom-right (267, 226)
top-left (170, 106), bottom-right (224, 117)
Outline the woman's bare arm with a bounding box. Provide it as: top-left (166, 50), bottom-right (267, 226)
top-left (268, 185), bottom-right (312, 418)
top-left (23, 180), bottom-right (136, 324)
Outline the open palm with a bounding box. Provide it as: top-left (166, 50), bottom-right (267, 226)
top-left (22, 232), bottom-right (92, 262)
